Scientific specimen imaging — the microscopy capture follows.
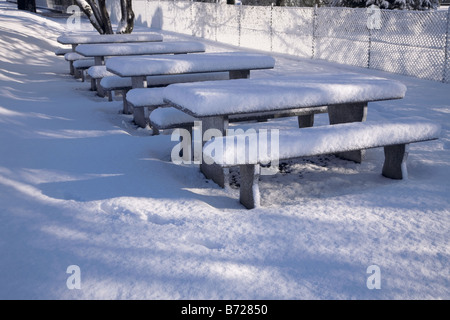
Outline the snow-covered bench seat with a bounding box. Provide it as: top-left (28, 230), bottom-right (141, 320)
top-left (64, 52), bottom-right (94, 78)
top-left (87, 66), bottom-right (115, 94)
top-left (203, 120), bottom-right (441, 209)
top-left (55, 47), bottom-right (72, 56)
top-left (149, 107), bottom-right (197, 135)
top-left (149, 106), bottom-right (329, 136)
top-left (103, 72), bottom-right (230, 116)
top-left (72, 59), bottom-right (96, 82)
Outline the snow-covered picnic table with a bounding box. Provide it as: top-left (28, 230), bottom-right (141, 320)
top-left (58, 32), bottom-right (164, 77)
top-left (75, 41), bottom-right (207, 66)
top-left (105, 52), bottom-right (276, 88)
top-left (162, 73), bottom-right (409, 188)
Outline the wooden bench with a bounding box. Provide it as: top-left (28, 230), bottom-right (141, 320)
top-left (202, 120), bottom-right (441, 209)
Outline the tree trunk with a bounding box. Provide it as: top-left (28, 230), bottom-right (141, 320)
top-left (86, 0), bottom-right (106, 32)
top-left (75, 0), bottom-right (105, 34)
top-left (117, 0), bottom-right (135, 34)
top-left (97, 0), bottom-right (114, 34)
top-left (75, 0), bottom-right (134, 35)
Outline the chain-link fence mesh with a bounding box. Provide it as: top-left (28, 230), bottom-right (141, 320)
top-left (370, 9), bottom-right (448, 81)
top-left (137, 0), bottom-right (450, 83)
top-left (314, 7), bottom-right (370, 67)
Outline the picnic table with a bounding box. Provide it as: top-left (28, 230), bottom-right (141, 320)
top-left (105, 52), bottom-right (276, 88)
top-left (58, 32), bottom-right (163, 78)
top-left (162, 73), bottom-right (409, 188)
top-left (75, 41), bottom-right (207, 66)
top-left (105, 51), bottom-right (276, 120)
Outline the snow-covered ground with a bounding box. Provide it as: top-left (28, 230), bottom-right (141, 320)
top-left (0, 1), bottom-right (448, 300)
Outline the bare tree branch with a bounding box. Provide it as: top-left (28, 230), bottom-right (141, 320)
top-left (86, 0), bottom-right (106, 32)
top-left (75, 0), bottom-right (134, 35)
top-left (75, 0), bottom-right (104, 34)
top-left (97, 0), bottom-right (114, 34)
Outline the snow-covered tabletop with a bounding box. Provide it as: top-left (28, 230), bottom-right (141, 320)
top-left (57, 32), bottom-right (163, 46)
top-left (105, 52), bottom-right (276, 79)
top-left (163, 73), bottom-right (407, 118)
top-left (75, 41), bottom-right (206, 61)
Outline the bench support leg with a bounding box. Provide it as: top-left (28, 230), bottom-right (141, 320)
top-left (134, 106), bottom-right (155, 129)
top-left (96, 79), bottom-right (106, 97)
top-left (239, 164), bottom-right (261, 209)
top-left (200, 116), bottom-right (229, 188)
top-left (328, 102), bottom-right (368, 163)
top-left (133, 107), bottom-right (146, 128)
top-left (69, 61), bottom-right (74, 75)
top-left (122, 93), bottom-right (132, 114)
top-left (125, 76), bottom-right (147, 115)
top-left (74, 68), bottom-right (82, 79)
top-left (90, 78), bottom-right (97, 91)
top-left (382, 144), bottom-right (408, 180)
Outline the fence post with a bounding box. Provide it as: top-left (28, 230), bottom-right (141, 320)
top-left (444, 6), bottom-right (450, 83)
top-left (270, 3), bottom-right (273, 53)
top-left (312, 4), bottom-right (317, 59)
top-left (238, 2), bottom-right (242, 47)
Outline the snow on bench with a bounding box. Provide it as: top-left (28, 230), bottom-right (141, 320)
top-left (150, 106), bottom-right (198, 135)
top-left (202, 120), bottom-right (441, 209)
top-left (148, 106), bottom-right (329, 136)
top-left (57, 32), bottom-right (163, 46)
top-left (72, 59), bottom-right (96, 82)
top-left (64, 52), bottom-right (94, 78)
top-left (101, 72), bottom-right (230, 117)
top-left (87, 66), bottom-right (116, 94)
top-left (75, 41), bottom-right (206, 61)
top-left (105, 52), bottom-right (276, 78)
top-left (55, 47), bottom-right (72, 56)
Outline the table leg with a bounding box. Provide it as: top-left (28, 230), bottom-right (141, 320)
top-left (123, 76), bottom-right (147, 114)
top-left (200, 116), bottom-right (229, 188)
top-left (298, 114), bottom-right (314, 128)
top-left (96, 79), bottom-right (105, 97)
top-left (94, 56), bottom-right (103, 66)
top-left (382, 144), bottom-right (408, 180)
top-left (69, 61), bottom-right (74, 75)
top-left (229, 70), bottom-right (250, 79)
top-left (328, 102), bottom-right (368, 163)
top-left (134, 106), bottom-right (155, 129)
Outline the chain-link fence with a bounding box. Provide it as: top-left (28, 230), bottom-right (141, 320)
top-left (132, 0), bottom-right (450, 83)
